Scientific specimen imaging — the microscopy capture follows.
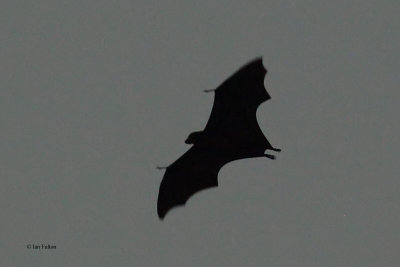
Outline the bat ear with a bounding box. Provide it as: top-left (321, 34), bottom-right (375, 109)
top-left (185, 131), bottom-right (204, 144)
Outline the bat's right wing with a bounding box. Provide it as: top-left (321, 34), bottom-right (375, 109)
top-left (203, 58), bottom-right (275, 150)
top-left (157, 146), bottom-right (224, 219)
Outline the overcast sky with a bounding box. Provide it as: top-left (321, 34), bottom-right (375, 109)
top-left (1, 0), bottom-right (399, 266)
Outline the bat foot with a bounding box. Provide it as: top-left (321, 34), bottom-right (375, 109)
top-left (203, 89), bottom-right (216, 93)
top-left (264, 154), bottom-right (276, 160)
top-left (271, 147), bottom-right (281, 152)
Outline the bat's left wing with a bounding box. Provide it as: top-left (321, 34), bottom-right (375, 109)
top-left (157, 145), bottom-right (227, 219)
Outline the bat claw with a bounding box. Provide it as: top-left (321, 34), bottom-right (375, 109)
top-left (264, 154), bottom-right (276, 160)
top-left (156, 166), bottom-right (167, 170)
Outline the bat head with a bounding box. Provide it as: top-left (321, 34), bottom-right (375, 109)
top-left (185, 131), bottom-right (204, 144)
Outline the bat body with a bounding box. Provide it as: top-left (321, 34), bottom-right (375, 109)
top-left (157, 58), bottom-right (280, 219)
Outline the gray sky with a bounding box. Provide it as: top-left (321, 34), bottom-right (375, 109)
top-left (1, 0), bottom-right (399, 266)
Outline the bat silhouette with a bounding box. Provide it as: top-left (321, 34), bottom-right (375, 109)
top-left (157, 58), bottom-right (281, 219)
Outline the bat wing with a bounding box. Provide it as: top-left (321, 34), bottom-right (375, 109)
top-left (157, 145), bottom-right (228, 219)
top-left (204, 57), bottom-right (275, 150)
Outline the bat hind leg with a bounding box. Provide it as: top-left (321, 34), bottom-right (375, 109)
top-left (264, 153), bottom-right (276, 160)
top-left (270, 147), bottom-right (281, 152)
